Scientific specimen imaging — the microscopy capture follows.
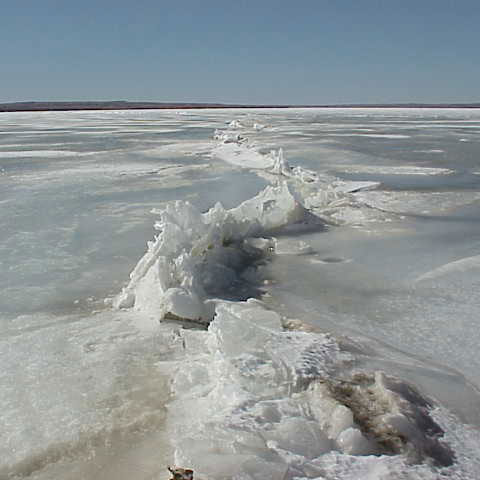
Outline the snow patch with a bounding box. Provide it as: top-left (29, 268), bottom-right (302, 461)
top-left (415, 255), bottom-right (480, 283)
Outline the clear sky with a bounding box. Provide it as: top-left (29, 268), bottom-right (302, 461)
top-left (2, 0), bottom-right (479, 104)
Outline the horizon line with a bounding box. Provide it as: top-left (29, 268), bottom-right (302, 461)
top-left (1, 100), bottom-right (480, 113)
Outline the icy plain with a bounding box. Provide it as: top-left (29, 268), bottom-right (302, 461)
top-left (1, 108), bottom-right (480, 479)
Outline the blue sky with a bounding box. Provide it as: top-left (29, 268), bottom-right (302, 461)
top-left (1, 0), bottom-right (479, 104)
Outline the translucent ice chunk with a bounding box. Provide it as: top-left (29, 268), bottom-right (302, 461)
top-left (336, 427), bottom-right (372, 455)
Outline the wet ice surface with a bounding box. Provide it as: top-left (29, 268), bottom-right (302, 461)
top-left (2, 108), bottom-right (480, 479)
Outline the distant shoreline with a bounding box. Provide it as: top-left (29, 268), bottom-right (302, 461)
top-left (1, 101), bottom-right (480, 113)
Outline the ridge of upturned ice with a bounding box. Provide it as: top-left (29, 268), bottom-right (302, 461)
top-left (212, 128), bottom-right (387, 226)
top-left (112, 182), bottom-right (304, 322)
top-left (166, 300), bottom-right (470, 480)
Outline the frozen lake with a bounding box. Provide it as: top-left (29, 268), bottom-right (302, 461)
top-left (1, 108), bottom-right (480, 479)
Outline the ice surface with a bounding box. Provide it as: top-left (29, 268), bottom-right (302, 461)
top-left (413, 149), bottom-right (445, 153)
top-left (354, 190), bottom-right (480, 215)
top-left (213, 142), bottom-right (274, 169)
top-left (329, 165), bottom-right (454, 175)
top-left (0, 310), bottom-right (177, 479)
top-left (326, 133), bottom-right (411, 139)
top-left (2, 107), bottom-right (480, 479)
top-left (140, 141), bottom-right (215, 158)
top-left (0, 149), bottom-right (79, 157)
